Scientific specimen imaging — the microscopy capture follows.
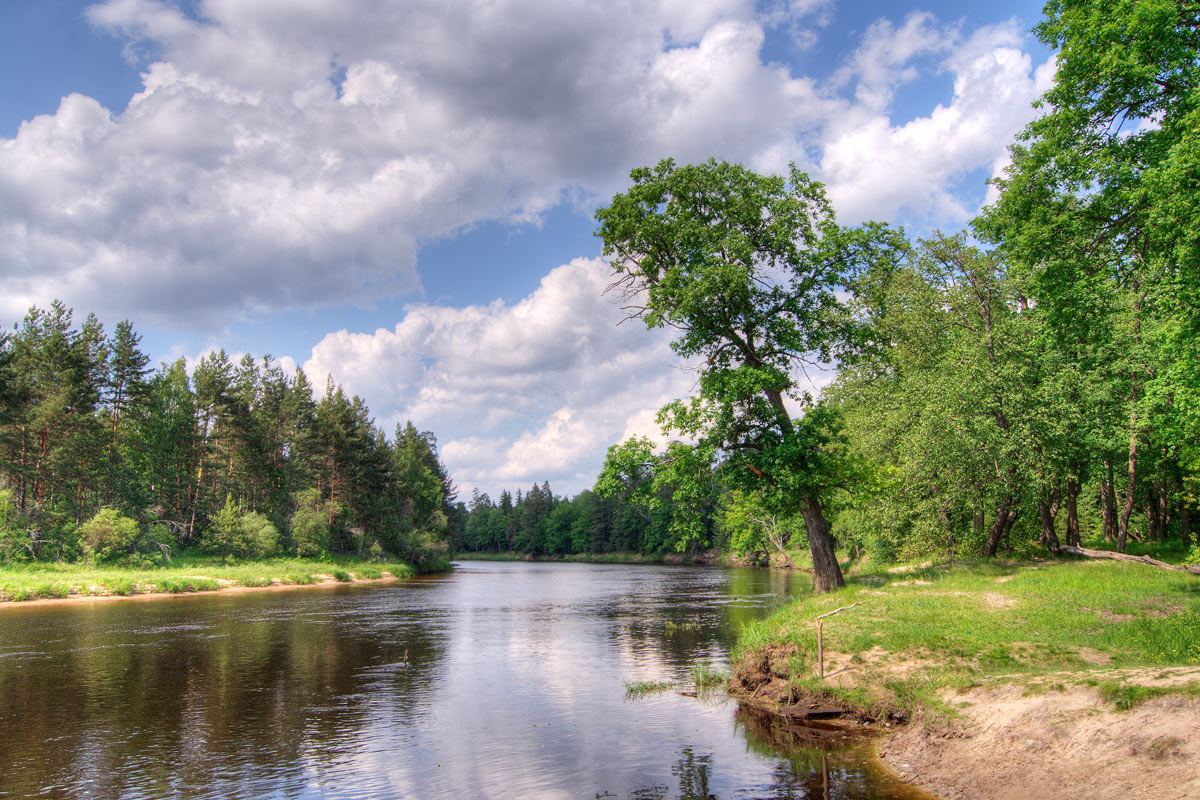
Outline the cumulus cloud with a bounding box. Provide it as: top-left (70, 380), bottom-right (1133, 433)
top-left (0, 0), bottom-right (1050, 326)
top-left (818, 17), bottom-right (1057, 225)
top-left (301, 257), bottom-right (695, 496)
top-left (0, 1), bottom-right (1059, 494)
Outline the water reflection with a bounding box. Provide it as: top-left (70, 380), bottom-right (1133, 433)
top-left (0, 562), bottom-right (929, 799)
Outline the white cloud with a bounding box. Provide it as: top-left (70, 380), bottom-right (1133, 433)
top-left (0, 1), bottom-right (1051, 327)
top-left (0, 2), bottom-right (1058, 494)
top-left (819, 18), bottom-right (1054, 224)
top-left (301, 257), bottom-right (694, 496)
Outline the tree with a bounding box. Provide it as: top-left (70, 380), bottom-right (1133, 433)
top-left (977, 0), bottom-right (1200, 551)
top-left (596, 158), bottom-right (858, 592)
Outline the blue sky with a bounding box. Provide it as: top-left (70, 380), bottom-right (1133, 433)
top-left (0, 0), bottom-right (1053, 497)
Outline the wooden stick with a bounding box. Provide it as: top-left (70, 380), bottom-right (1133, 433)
top-left (815, 601), bottom-right (864, 678)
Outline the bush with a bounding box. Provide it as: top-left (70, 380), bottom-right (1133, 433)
top-left (200, 497), bottom-right (279, 561)
top-left (0, 490), bottom-right (31, 563)
top-left (79, 508), bottom-right (140, 563)
top-left (240, 511), bottom-right (279, 558)
top-left (289, 489), bottom-right (331, 557)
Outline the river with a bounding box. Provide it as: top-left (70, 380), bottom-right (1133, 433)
top-left (0, 560), bottom-right (931, 799)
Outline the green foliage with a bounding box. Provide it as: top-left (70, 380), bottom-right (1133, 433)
top-left (0, 490), bottom-right (31, 563)
top-left (79, 507), bottom-right (139, 563)
top-left (288, 488), bottom-right (332, 557)
top-left (201, 495), bottom-right (245, 561)
top-left (0, 300), bottom-right (454, 568)
top-left (239, 511), bottom-right (279, 559)
top-left (596, 158), bottom-right (880, 590)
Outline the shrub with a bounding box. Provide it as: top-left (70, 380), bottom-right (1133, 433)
top-left (289, 489), bottom-right (331, 557)
top-left (201, 497), bottom-right (279, 561)
top-left (240, 511), bottom-right (279, 558)
top-left (79, 508), bottom-right (140, 563)
top-left (0, 490), bottom-right (31, 563)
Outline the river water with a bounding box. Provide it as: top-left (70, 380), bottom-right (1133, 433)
top-left (0, 561), bottom-right (932, 799)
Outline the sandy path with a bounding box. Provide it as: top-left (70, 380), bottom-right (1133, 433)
top-left (879, 673), bottom-right (1200, 800)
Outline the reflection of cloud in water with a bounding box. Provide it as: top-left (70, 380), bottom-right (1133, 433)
top-left (0, 562), bottom-right (920, 799)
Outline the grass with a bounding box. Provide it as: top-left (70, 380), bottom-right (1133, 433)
top-left (624, 679), bottom-right (676, 698)
top-left (0, 554), bottom-right (425, 602)
top-left (733, 555), bottom-right (1200, 717)
top-left (691, 663), bottom-right (728, 689)
top-left (1095, 680), bottom-right (1200, 711)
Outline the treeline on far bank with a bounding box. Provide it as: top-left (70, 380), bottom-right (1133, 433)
top-left (0, 301), bottom-right (460, 570)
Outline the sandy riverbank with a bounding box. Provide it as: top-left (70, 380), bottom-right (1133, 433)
top-left (878, 668), bottom-right (1200, 800)
top-left (732, 646), bottom-right (1200, 800)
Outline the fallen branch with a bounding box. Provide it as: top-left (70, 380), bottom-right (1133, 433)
top-left (1059, 545), bottom-right (1200, 576)
top-left (815, 601), bottom-right (865, 679)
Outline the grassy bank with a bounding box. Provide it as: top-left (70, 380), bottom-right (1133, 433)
top-left (0, 553), bottom-right (448, 603)
top-left (731, 556), bottom-right (1200, 718)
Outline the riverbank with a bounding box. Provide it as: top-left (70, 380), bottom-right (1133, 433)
top-left (0, 555), bottom-right (446, 605)
top-left (729, 557), bottom-right (1200, 799)
top-left (455, 549), bottom-right (735, 565)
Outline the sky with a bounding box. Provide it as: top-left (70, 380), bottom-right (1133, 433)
top-left (0, 0), bottom-right (1054, 499)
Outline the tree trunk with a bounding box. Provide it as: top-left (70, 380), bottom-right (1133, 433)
top-left (1117, 429), bottom-right (1138, 553)
top-left (799, 496), bottom-right (844, 593)
top-left (1065, 476), bottom-right (1080, 547)
top-left (1157, 476), bottom-right (1170, 541)
top-left (1146, 492), bottom-right (1159, 543)
top-left (938, 507), bottom-right (954, 557)
top-left (984, 497), bottom-right (1019, 557)
top-left (1102, 459), bottom-right (1117, 543)
top-left (1182, 501), bottom-right (1192, 548)
top-left (1180, 474), bottom-right (1192, 547)
top-left (1038, 498), bottom-right (1061, 554)
top-left (973, 504), bottom-right (984, 545)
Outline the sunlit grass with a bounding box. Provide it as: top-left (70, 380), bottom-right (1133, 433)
top-left (733, 557), bottom-right (1200, 716)
top-left (624, 679), bottom-right (676, 699)
top-left (0, 555), bottom-right (419, 602)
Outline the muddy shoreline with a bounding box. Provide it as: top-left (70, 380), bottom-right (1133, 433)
top-left (729, 654), bottom-right (1200, 800)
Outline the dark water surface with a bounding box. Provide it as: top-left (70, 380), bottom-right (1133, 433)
top-left (0, 561), bottom-right (931, 799)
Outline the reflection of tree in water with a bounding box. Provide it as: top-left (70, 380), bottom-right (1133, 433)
top-left (603, 747), bottom-right (716, 800)
top-left (601, 568), bottom-right (805, 678)
top-left (611, 711), bottom-right (921, 800)
top-left (0, 592), bottom-right (447, 799)
top-left (734, 703), bottom-right (925, 800)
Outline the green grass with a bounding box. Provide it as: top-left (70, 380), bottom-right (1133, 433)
top-left (624, 679), bottom-right (676, 698)
top-left (733, 556), bottom-right (1200, 716)
top-left (691, 663), bottom-right (728, 689)
top-left (1096, 680), bottom-right (1200, 710)
top-left (0, 555), bottom-right (424, 602)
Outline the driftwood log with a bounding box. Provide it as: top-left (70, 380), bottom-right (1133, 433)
top-left (1059, 545), bottom-right (1200, 576)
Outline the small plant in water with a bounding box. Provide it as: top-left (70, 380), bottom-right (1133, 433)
top-left (691, 664), bottom-right (728, 690)
top-left (624, 679), bottom-right (675, 699)
top-left (664, 620), bottom-right (701, 634)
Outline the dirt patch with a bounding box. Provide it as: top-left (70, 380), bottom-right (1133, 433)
top-left (879, 682), bottom-right (1200, 800)
top-left (1081, 606), bottom-right (1136, 622)
top-left (980, 592), bottom-right (1015, 609)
